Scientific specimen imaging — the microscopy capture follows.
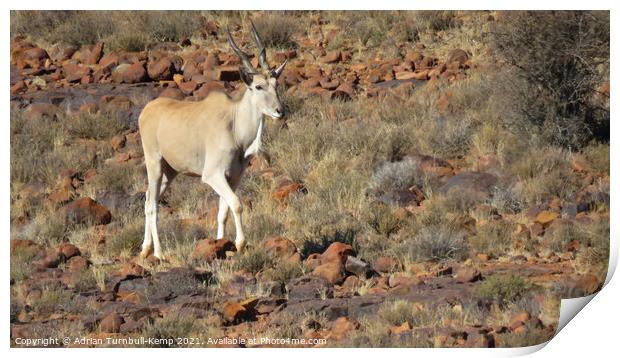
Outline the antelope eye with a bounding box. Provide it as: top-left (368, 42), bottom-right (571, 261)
top-left (255, 85), bottom-right (264, 90)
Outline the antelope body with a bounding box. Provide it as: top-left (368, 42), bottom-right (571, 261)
top-left (138, 23), bottom-right (287, 260)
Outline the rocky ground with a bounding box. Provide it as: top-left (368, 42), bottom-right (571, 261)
top-left (10, 11), bottom-right (609, 348)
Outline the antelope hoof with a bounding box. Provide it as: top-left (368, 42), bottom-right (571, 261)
top-left (154, 252), bottom-right (167, 262)
top-left (235, 240), bottom-right (246, 253)
top-left (139, 246), bottom-right (153, 259)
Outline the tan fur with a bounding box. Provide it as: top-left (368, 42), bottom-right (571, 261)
top-left (137, 26), bottom-right (287, 260)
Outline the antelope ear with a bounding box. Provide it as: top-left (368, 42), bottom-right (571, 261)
top-left (239, 66), bottom-right (254, 86)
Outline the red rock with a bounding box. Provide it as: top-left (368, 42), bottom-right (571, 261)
top-left (147, 57), bottom-right (176, 81)
top-left (336, 81), bottom-right (355, 96)
top-left (305, 66), bottom-right (323, 79)
top-left (321, 50), bottom-right (341, 64)
top-left (394, 71), bottom-right (418, 80)
top-left (67, 256), bottom-right (89, 272)
top-left (374, 256), bottom-right (398, 273)
top-left (575, 273), bottom-right (600, 294)
top-left (59, 197), bottom-right (112, 225)
top-left (342, 275), bottom-right (360, 290)
top-left (418, 56), bottom-right (435, 69)
top-left (321, 242), bottom-right (355, 264)
top-left (192, 239), bottom-right (236, 262)
top-left (24, 103), bottom-right (59, 121)
top-left (388, 274), bottom-right (424, 288)
top-left (159, 87), bottom-right (185, 100)
top-left (110, 134), bottom-right (126, 152)
top-left (477, 253), bottom-right (491, 262)
top-left (100, 313), bottom-right (124, 333)
top-left (62, 63), bottom-right (92, 83)
top-left (271, 183), bottom-right (304, 204)
top-left (447, 49), bottom-right (469, 65)
top-left (390, 321), bottom-right (412, 335)
top-left (203, 20), bottom-right (219, 36)
top-left (182, 60), bottom-right (202, 81)
top-left (47, 187), bottom-right (75, 205)
top-left (78, 75), bottom-right (91, 84)
top-left (99, 52), bottom-right (119, 68)
top-left (320, 78), bottom-right (340, 90)
top-left (304, 253), bottom-right (323, 271)
top-left (10, 80), bottom-right (27, 95)
top-left (118, 262), bottom-right (148, 278)
top-left (264, 236), bottom-right (299, 262)
top-left (10, 239), bottom-right (42, 255)
top-left (412, 70), bottom-right (429, 80)
top-left (300, 77), bottom-right (321, 89)
top-left (111, 62), bottom-right (147, 83)
top-left (313, 261), bottom-right (345, 285)
top-left (273, 50), bottom-right (297, 63)
top-left (55, 243), bottom-right (81, 260)
top-left (535, 211), bottom-right (558, 227)
top-left (509, 311), bottom-right (531, 331)
top-left (99, 95), bottom-right (132, 111)
top-left (455, 267), bottom-right (482, 283)
top-left (192, 74), bottom-right (209, 84)
top-left (40, 253), bottom-right (61, 268)
top-left (222, 301), bottom-right (248, 323)
top-left (193, 81), bottom-right (225, 100)
top-left (178, 80), bottom-right (198, 95)
top-left (85, 42), bottom-right (104, 65)
top-left (24, 47), bottom-right (49, 62)
top-left (330, 316), bottom-right (359, 340)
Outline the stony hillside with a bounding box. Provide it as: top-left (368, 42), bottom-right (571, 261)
top-left (10, 11), bottom-right (610, 348)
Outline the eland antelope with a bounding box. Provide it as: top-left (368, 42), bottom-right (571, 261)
top-left (138, 23), bottom-right (288, 260)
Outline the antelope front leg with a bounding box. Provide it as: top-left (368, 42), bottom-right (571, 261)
top-left (141, 158), bottom-right (164, 260)
top-left (216, 196), bottom-right (229, 240)
top-left (140, 190), bottom-right (153, 258)
top-left (205, 174), bottom-right (246, 252)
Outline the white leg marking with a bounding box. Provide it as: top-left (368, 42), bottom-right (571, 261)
top-left (206, 174), bottom-right (245, 251)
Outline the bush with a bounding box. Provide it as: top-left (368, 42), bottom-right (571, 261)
top-left (363, 202), bottom-right (402, 237)
top-left (407, 225), bottom-right (468, 262)
top-left (369, 157), bottom-right (422, 195)
top-left (477, 275), bottom-right (535, 308)
top-left (409, 11), bottom-right (461, 32)
top-left (234, 246), bottom-right (273, 275)
top-left (251, 12), bottom-right (300, 49)
top-left (490, 11), bottom-right (610, 149)
top-left (583, 143), bottom-right (609, 173)
top-left (107, 221), bottom-right (144, 257)
top-left (468, 220), bottom-right (514, 257)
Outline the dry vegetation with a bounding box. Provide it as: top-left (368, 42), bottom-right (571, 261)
top-left (10, 10), bottom-right (609, 348)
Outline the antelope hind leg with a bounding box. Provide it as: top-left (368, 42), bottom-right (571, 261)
top-left (216, 196), bottom-right (229, 240)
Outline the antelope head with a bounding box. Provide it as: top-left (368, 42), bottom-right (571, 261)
top-left (227, 22), bottom-right (288, 119)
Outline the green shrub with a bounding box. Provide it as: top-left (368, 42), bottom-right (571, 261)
top-left (477, 275), bottom-right (535, 308)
